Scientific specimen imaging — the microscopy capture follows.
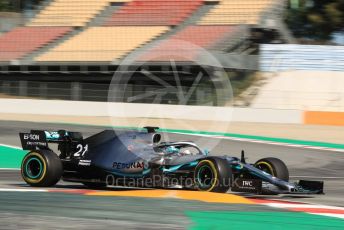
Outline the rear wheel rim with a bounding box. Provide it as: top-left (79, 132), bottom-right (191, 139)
top-left (25, 157), bottom-right (43, 179)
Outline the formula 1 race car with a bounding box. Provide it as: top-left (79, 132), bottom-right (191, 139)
top-left (19, 127), bottom-right (324, 194)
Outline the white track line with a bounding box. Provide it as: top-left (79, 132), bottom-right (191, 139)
top-left (0, 168), bottom-right (20, 170)
top-left (0, 144), bottom-right (23, 150)
top-left (257, 199), bottom-right (344, 219)
top-left (290, 176), bottom-right (344, 179)
top-left (265, 203), bottom-right (344, 210)
top-left (218, 136), bottom-right (344, 153)
top-left (0, 188), bottom-right (48, 192)
top-left (312, 213), bottom-right (344, 219)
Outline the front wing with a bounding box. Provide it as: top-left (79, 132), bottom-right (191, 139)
top-left (232, 178), bottom-right (324, 195)
top-left (230, 160), bottom-right (324, 195)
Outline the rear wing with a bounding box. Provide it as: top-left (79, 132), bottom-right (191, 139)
top-left (19, 130), bottom-right (83, 150)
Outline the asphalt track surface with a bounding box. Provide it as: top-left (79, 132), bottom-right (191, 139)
top-left (0, 121), bottom-right (344, 229)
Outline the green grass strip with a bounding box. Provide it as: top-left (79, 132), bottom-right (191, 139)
top-left (0, 145), bottom-right (26, 169)
top-left (186, 211), bottom-right (344, 230)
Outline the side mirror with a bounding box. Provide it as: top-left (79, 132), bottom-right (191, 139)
top-left (204, 149), bottom-right (209, 156)
top-left (241, 150), bottom-right (246, 163)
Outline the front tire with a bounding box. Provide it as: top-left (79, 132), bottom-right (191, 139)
top-left (254, 157), bottom-right (289, 181)
top-left (194, 157), bottom-right (231, 193)
top-left (21, 150), bottom-right (63, 187)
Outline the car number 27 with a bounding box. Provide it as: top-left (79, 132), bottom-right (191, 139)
top-left (74, 144), bottom-right (88, 157)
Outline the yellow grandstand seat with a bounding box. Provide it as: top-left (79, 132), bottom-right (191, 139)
top-left (35, 26), bottom-right (168, 62)
top-left (198, 0), bottom-right (276, 25)
top-left (28, 0), bottom-right (130, 27)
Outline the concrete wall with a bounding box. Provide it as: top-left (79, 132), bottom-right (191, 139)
top-left (251, 71), bottom-right (344, 112)
top-left (1, 98), bottom-right (344, 126)
top-left (0, 99), bottom-right (303, 124)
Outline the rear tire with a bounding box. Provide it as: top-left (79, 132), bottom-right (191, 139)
top-left (194, 157), bottom-right (231, 193)
top-left (21, 150), bottom-right (63, 187)
top-left (254, 157), bottom-right (289, 181)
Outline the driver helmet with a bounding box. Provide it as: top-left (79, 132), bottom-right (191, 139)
top-left (180, 149), bottom-right (192, 155)
top-left (166, 146), bottom-right (179, 154)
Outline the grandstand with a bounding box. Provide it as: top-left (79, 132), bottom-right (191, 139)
top-left (0, 0), bottom-right (286, 65)
top-left (104, 0), bottom-right (204, 26)
top-left (0, 0), bottom-right (289, 103)
top-left (199, 0), bottom-right (278, 25)
top-left (36, 26), bottom-right (169, 62)
top-left (0, 26), bottom-right (72, 61)
top-left (29, 0), bottom-right (130, 27)
top-left (139, 25), bottom-right (240, 61)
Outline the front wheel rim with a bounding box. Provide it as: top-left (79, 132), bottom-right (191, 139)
top-left (255, 161), bottom-right (275, 176)
top-left (197, 165), bottom-right (215, 190)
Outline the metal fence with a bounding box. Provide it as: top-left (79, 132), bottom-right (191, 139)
top-left (260, 44), bottom-right (344, 71)
top-left (0, 80), bottom-right (227, 106)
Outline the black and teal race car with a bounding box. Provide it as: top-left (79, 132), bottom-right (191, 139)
top-left (19, 127), bottom-right (323, 194)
